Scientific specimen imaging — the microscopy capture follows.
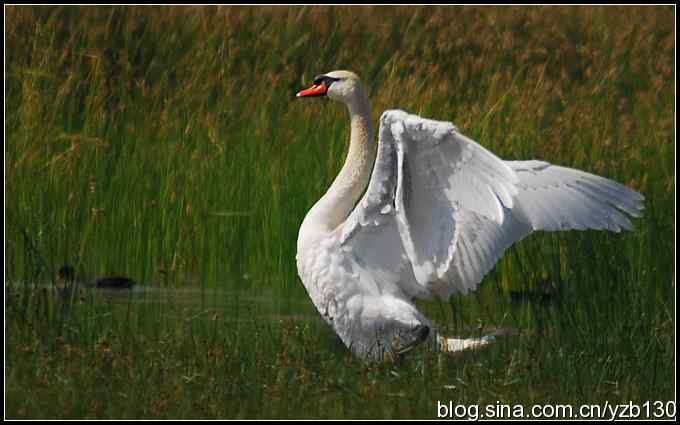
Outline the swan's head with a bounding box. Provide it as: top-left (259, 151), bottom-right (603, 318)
top-left (296, 70), bottom-right (365, 106)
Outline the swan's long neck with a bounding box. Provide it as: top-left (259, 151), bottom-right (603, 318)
top-left (304, 90), bottom-right (374, 234)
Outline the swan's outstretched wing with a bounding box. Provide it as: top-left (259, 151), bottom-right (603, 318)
top-left (507, 160), bottom-right (644, 232)
top-left (340, 110), bottom-right (644, 299)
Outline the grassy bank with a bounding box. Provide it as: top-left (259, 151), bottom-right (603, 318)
top-left (5, 5), bottom-right (675, 419)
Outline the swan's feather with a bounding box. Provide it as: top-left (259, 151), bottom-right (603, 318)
top-left (340, 110), bottom-right (644, 299)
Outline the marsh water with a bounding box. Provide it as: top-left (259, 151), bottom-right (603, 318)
top-left (9, 279), bottom-right (529, 344)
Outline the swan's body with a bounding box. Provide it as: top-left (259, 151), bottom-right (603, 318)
top-left (296, 70), bottom-right (644, 361)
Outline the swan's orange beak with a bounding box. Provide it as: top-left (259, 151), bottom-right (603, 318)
top-left (296, 81), bottom-right (328, 98)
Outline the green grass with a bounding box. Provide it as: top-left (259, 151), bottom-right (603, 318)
top-left (5, 5), bottom-right (675, 419)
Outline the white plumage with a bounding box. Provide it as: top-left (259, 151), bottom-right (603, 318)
top-left (295, 71), bottom-right (644, 361)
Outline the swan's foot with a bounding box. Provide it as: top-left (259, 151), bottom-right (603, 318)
top-left (436, 334), bottom-right (495, 354)
top-left (394, 324), bottom-right (430, 356)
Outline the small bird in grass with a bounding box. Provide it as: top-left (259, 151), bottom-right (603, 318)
top-left (57, 264), bottom-right (136, 290)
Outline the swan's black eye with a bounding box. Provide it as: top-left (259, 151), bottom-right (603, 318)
top-left (313, 75), bottom-right (341, 86)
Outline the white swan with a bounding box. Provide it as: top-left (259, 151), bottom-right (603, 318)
top-left (295, 70), bottom-right (644, 361)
